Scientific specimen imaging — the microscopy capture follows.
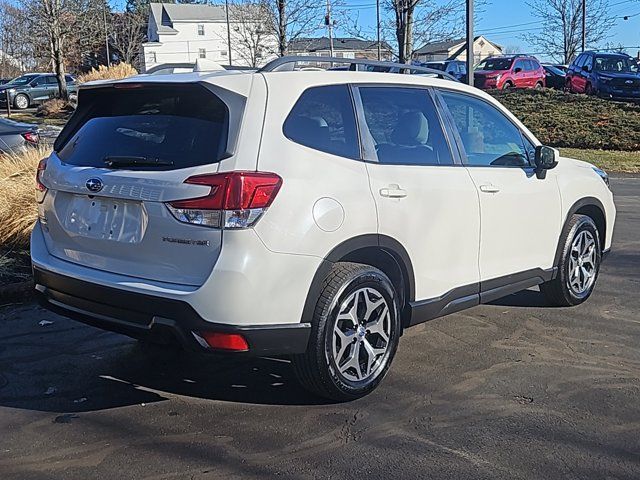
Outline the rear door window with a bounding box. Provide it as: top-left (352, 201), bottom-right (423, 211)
top-left (283, 85), bottom-right (359, 159)
top-left (358, 87), bottom-right (453, 165)
top-left (56, 84), bottom-right (230, 170)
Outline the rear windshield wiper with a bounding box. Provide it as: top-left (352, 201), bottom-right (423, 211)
top-left (104, 156), bottom-right (174, 168)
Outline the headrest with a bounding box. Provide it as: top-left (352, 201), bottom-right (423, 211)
top-left (391, 111), bottom-right (430, 145)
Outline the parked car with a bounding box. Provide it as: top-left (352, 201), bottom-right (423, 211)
top-left (423, 60), bottom-right (467, 82)
top-left (0, 73), bottom-right (78, 110)
top-left (32, 57), bottom-right (615, 401)
top-left (0, 118), bottom-right (39, 153)
top-left (566, 51), bottom-right (640, 101)
top-left (474, 55), bottom-right (546, 89)
top-left (542, 64), bottom-right (567, 89)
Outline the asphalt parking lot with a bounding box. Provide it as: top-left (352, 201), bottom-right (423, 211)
top-left (0, 177), bottom-right (638, 480)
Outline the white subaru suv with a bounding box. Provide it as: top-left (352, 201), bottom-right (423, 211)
top-left (31, 57), bottom-right (615, 401)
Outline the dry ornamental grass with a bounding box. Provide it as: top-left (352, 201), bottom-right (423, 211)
top-left (77, 63), bottom-right (138, 84)
top-left (0, 146), bottom-right (51, 248)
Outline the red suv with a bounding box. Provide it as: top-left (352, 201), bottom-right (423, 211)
top-left (474, 55), bottom-right (546, 90)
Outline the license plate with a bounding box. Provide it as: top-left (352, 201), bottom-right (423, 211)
top-left (61, 194), bottom-right (145, 243)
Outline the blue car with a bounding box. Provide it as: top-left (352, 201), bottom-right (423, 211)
top-left (566, 51), bottom-right (640, 101)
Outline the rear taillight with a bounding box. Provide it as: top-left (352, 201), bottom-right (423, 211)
top-left (166, 171), bottom-right (282, 229)
top-left (22, 131), bottom-right (39, 145)
top-left (35, 158), bottom-right (47, 203)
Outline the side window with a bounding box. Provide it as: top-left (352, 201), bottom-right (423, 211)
top-left (45, 75), bottom-right (58, 85)
top-left (440, 90), bottom-right (531, 167)
top-left (283, 85), bottom-right (359, 159)
top-left (530, 60), bottom-right (541, 71)
top-left (358, 87), bottom-right (453, 165)
top-left (523, 60), bottom-right (533, 71)
top-left (65, 75), bottom-right (74, 83)
top-left (583, 54), bottom-right (593, 71)
top-left (574, 54), bottom-right (585, 69)
top-left (513, 60), bottom-right (526, 72)
top-left (32, 76), bottom-right (46, 86)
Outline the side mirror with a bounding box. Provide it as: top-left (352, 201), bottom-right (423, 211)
top-left (514, 67), bottom-right (522, 73)
top-left (582, 65), bottom-right (590, 73)
top-left (534, 145), bottom-right (558, 178)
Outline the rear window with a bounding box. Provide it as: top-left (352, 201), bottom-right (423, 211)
top-left (57, 84), bottom-right (229, 170)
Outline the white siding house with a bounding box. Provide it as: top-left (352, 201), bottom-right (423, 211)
top-left (413, 36), bottom-right (502, 64)
top-left (141, 3), bottom-right (276, 72)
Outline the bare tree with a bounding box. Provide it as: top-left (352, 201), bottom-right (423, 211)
top-left (387, 0), bottom-right (477, 64)
top-left (262, 0), bottom-right (324, 56)
top-left (227, 2), bottom-right (277, 67)
top-left (111, 10), bottom-right (147, 67)
top-left (0, 2), bottom-right (36, 76)
top-left (525, 0), bottom-right (615, 64)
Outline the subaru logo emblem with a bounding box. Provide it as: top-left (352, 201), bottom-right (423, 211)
top-left (625, 80), bottom-right (633, 84)
top-left (85, 178), bottom-right (103, 193)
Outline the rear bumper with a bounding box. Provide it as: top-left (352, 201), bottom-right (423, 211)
top-left (34, 266), bottom-right (311, 356)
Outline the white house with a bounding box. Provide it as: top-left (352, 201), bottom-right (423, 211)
top-left (413, 36), bottom-right (503, 64)
top-left (141, 3), bottom-right (276, 72)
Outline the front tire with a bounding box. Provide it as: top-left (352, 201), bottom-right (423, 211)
top-left (540, 214), bottom-right (601, 306)
top-left (293, 262), bottom-right (401, 401)
top-left (502, 81), bottom-right (514, 90)
top-left (14, 93), bottom-right (29, 110)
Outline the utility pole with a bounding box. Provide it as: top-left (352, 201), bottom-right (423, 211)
top-left (581, 0), bottom-right (586, 52)
top-left (325, 0), bottom-right (334, 57)
top-left (225, 0), bottom-right (233, 65)
top-left (103, 4), bottom-right (110, 67)
top-left (376, 0), bottom-right (381, 60)
top-left (466, 0), bottom-right (473, 86)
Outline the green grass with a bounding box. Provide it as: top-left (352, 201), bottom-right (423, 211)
top-left (560, 148), bottom-right (640, 173)
top-left (489, 89), bottom-right (640, 151)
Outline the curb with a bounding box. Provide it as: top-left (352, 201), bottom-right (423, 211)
top-left (0, 280), bottom-right (35, 303)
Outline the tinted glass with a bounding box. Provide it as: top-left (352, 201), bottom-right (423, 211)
top-left (8, 75), bottom-right (38, 86)
top-left (529, 59), bottom-right (541, 70)
top-left (440, 91), bottom-right (530, 167)
top-left (45, 75), bottom-right (58, 85)
top-left (32, 76), bottom-right (47, 86)
top-left (57, 84), bottom-right (229, 170)
top-left (476, 58), bottom-right (512, 70)
top-left (425, 62), bottom-right (446, 71)
top-left (594, 55), bottom-right (638, 73)
top-left (574, 54), bottom-right (585, 68)
top-left (544, 65), bottom-right (565, 76)
top-left (65, 75), bottom-right (75, 83)
top-left (583, 54), bottom-right (593, 69)
top-left (513, 60), bottom-right (526, 71)
top-left (359, 87), bottom-right (453, 165)
top-left (283, 85), bottom-right (359, 159)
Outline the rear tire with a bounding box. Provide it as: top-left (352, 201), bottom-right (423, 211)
top-left (540, 215), bottom-right (601, 307)
top-left (534, 81), bottom-right (543, 89)
top-left (292, 262), bottom-right (401, 401)
top-left (502, 81), bottom-right (514, 90)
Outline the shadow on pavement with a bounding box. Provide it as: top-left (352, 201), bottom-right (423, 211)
top-left (0, 309), bottom-right (332, 414)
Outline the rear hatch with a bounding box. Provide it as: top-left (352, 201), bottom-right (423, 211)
top-left (39, 80), bottom-right (246, 286)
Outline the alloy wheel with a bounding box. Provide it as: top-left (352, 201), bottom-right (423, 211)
top-left (330, 287), bottom-right (392, 383)
top-left (15, 95), bottom-right (28, 109)
top-left (567, 230), bottom-right (597, 295)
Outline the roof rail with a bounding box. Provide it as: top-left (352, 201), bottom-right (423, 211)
top-left (258, 56), bottom-right (459, 82)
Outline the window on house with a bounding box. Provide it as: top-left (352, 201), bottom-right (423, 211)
top-left (197, 24), bottom-right (204, 36)
top-left (148, 52), bottom-right (157, 63)
top-left (199, 48), bottom-right (206, 59)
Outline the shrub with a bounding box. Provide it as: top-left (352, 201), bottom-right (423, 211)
top-left (0, 146), bottom-right (51, 248)
top-left (489, 89), bottom-right (640, 151)
top-left (36, 98), bottom-right (74, 118)
top-left (77, 63), bottom-right (138, 83)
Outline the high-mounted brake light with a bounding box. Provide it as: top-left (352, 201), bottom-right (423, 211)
top-left (35, 158), bottom-right (47, 203)
top-left (166, 171), bottom-right (282, 229)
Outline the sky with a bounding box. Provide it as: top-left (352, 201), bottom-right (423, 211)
top-left (109, 0), bottom-right (640, 61)
top-left (330, 0), bottom-right (640, 61)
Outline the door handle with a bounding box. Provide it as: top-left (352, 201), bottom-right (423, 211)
top-left (479, 184), bottom-right (501, 194)
top-left (379, 186), bottom-right (407, 198)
